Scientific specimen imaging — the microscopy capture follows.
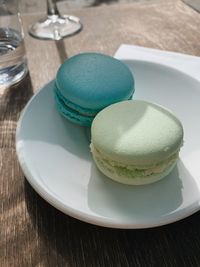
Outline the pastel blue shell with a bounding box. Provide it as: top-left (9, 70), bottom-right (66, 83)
top-left (56, 53), bottom-right (135, 110)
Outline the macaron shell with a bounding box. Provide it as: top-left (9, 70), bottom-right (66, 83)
top-left (91, 100), bottom-right (184, 166)
top-left (56, 53), bottom-right (134, 110)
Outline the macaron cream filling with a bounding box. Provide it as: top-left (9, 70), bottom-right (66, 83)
top-left (54, 85), bottom-right (99, 117)
top-left (55, 84), bottom-right (133, 118)
top-left (91, 144), bottom-right (179, 179)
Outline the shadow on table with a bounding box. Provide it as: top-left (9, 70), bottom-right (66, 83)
top-left (0, 72), bottom-right (33, 119)
top-left (55, 40), bottom-right (68, 64)
top-left (24, 176), bottom-right (200, 267)
top-left (0, 72), bottom-right (33, 148)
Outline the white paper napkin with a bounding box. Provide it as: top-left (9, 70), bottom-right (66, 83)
top-left (114, 44), bottom-right (200, 81)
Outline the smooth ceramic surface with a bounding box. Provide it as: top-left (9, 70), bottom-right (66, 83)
top-left (16, 60), bottom-right (200, 228)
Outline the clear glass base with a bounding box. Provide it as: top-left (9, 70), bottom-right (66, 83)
top-left (0, 60), bottom-right (28, 88)
top-left (28, 15), bottom-right (82, 40)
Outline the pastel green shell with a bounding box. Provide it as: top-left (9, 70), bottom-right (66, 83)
top-left (91, 100), bottom-right (184, 166)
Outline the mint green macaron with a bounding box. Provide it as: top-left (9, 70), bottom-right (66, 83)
top-left (90, 100), bottom-right (184, 185)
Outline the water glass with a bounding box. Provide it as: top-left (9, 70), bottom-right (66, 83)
top-left (0, 0), bottom-right (28, 88)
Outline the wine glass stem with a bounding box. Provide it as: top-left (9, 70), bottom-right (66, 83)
top-left (47, 0), bottom-right (60, 17)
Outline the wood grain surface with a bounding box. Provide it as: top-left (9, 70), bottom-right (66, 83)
top-left (1, 0), bottom-right (200, 266)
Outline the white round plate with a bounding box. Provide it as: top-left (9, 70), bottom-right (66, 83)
top-left (16, 60), bottom-right (200, 229)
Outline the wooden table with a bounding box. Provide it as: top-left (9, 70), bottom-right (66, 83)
top-left (1, 0), bottom-right (200, 266)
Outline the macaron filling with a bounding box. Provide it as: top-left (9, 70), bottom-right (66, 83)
top-left (54, 85), bottom-right (100, 117)
top-left (54, 84), bottom-right (133, 124)
top-left (91, 144), bottom-right (179, 179)
top-left (54, 88), bottom-right (93, 126)
top-left (55, 85), bottom-right (133, 117)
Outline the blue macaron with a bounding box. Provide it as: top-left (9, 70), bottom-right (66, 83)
top-left (54, 52), bottom-right (135, 126)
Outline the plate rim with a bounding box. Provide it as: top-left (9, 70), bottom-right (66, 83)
top-left (16, 59), bottom-right (200, 229)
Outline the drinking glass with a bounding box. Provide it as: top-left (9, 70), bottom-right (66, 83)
top-left (28, 0), bottom-right (82, 40)
top-left (0, 0), bottom-right (28, 88)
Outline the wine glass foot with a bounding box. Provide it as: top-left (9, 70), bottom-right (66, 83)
top-left (28, 15), bottom-right (82, 40)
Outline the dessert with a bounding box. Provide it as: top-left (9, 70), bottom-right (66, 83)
top-left (54, 52), bottom-right (134, 126)
top-left (90, 100), bottom-right (184, 185)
